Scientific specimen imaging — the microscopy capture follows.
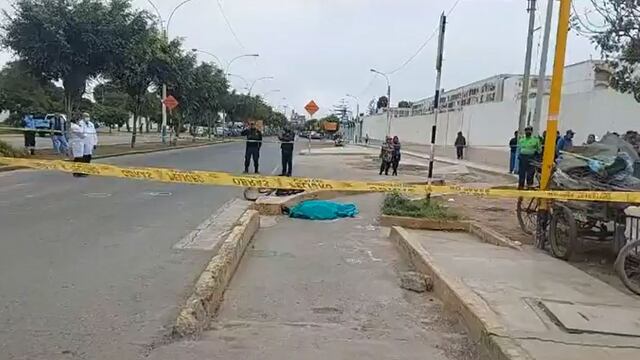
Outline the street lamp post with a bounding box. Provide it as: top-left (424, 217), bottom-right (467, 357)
top-left (346, 93), bottom-right (360, 143)
top-left (191, 48), bottom-right (225, 69)
top-left (147, 0), bottom-right (198, 144)
top-left (370, 69), bottom-right (391, 137)
top-left (226, 54), bottom-right (260, 77)
top-left (248, 76), bottom-right (274, 95)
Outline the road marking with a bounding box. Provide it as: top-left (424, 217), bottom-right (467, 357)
top-left (144, 191), bottom-right (172, 197)
top-left (83, 192), bottom-right (112, 198)
top-left (173, 198), bottom-right (251, 251)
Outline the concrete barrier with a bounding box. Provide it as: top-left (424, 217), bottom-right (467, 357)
top-left (173, 209), bottom-right (260, 337)
top-left (389, 226), bottom-right (533, 360)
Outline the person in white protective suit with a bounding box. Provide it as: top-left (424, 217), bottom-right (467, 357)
top-left (68, 116), bottom-right (86, 177)
top-left (81, 113), bottom-right (98, 164)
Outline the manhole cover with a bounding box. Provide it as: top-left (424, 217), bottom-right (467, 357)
top-left (541, 300), bottom-right (640, 337)
top-left (83, 193), bottom-right (112, 198)
top-left (145, 191), bottom-right (172, 197)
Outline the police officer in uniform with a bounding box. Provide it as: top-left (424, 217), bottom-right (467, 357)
top-left (241, 122), bottom-right (262, 173)
top-left (278, 125), bottom-right (295, 176)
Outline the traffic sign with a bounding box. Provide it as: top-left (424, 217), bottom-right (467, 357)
top-left (163, 95), bottom-right (179, 111)
top-left (304, 100), bottom-right (319, 117)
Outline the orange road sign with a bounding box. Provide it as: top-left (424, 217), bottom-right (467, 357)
top-left (304, 100), bottom-right (319, 117)
top-left (163, 95), bottom-right (179, 111)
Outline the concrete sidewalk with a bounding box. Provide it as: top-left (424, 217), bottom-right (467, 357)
top-left (149, 195), bottom-right (478, 359)
top-left (357, 142), bottom-right (515, 178)
top-left (394, 228), bottom-right (640, 360)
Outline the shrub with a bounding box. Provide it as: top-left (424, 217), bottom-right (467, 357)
top-left (382, 192), bottom-right (458, 219)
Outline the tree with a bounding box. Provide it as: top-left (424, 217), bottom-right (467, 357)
top-left (181, 62), bottom-right (228, 137)
top-left (573, 0), bottom-right (640, 101)
top-left (106, 7), bottom-right (165, 147)
top-left (2, 0), bottom-right (140, 121)
top-left (376, 96), bottom-right (388, 109)
top-left (0, 61), bottom-right (64, 125)
top-left (92, 103), bottom-right (129, 132)
top-left (398, 100), bottom-right (412, 108)
top-left (93, 81), bottom-right (130, 131)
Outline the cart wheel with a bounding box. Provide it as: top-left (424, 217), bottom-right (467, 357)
top-left (549, 205), bottom-right (578, 260)
top-left (615, 240), bottom-right (640, 295)
top-left (516, 197), bottom-right (538, 235)
top-left (613, 224), bottom-right (627, 255)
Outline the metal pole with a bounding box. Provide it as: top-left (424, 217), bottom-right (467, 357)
top-left (161, 29), bottom-right (168, 144)
top-left (386, 83), bottom-right (391, 136)
top-left (532, 0), bottom-right (553, 136)
top-left (427, 13), bottom-right (446, 185)
top-left (518, 0), bottom-right (537, 136)
top-left (537, 0), bottom-right (572, 247)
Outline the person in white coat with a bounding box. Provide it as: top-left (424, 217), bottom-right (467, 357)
top-left (68, 117), bottom-right (86, 177)
top-left (82, 113), bottom-right (98, 164)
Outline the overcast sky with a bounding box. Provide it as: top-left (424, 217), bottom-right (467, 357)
top-left (0, 0), bottom-right (600, 117)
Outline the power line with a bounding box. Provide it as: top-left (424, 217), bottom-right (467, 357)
top-left (386, 0), bottom-right (463, 75)
top-left (216, 0), bottom-right (246, 50)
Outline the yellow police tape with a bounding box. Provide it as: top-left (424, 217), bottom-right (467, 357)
top-left (2, 156), bottom-right (640, 203)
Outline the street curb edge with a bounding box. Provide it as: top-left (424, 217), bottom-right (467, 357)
top-left (389, 226), bottom-right (534, 360)
top-left (173, 209), bottom-right (260, 338)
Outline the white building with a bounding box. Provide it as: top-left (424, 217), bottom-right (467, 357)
top-left (361, 59), bottom-right (640, 168)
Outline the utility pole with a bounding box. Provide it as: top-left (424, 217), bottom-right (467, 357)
top-left (532, 0), bottom-right (554, 135)
top-left (518, 0), bottom-right (537, 136)
top-left (537, 0), bottom-right (572, 248)
top-left (427, 12), bottom-right (446, 186)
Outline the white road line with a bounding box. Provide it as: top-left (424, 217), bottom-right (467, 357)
top-left (173, 198), bottom-right (251, 251)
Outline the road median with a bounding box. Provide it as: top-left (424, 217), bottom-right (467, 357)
top-left (174, 209), bottom-right (260, 338)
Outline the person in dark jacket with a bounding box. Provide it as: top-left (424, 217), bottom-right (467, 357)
top-left (50, 114), bottom-right (69, 156)
top-left (391, 136), bottom-right (401, 176)
top-left (278, 125), bottom-right (295, 176)
top-left (509, 131), bottom-right (518, 173)
top-left (241, 122), bottom-right (263, 173)
top-left (454, 131), bottom-right (466, 160)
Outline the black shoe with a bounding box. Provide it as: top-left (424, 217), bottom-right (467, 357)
top-left (254, 170), bottom-right (260, 174)
top-left (243, 170), bottom-right (249, 174)
top-left (286, 173), bottom-right (292, 177)
top-left (279, 173), bottom-right (286, 176)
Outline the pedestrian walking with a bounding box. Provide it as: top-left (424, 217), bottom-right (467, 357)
top-left (391, 136), bottom-right (401, 176)
top-left (379, 136), bottom-right (393, 175)
top-left (454, 131), bottom-right (466, 160)
top-left (68, 117), bottom-right (86, 177)
top-left (81, 113), bottom-right (97, 164)
top-left (22, 115), bottom-right (36, 155)
top-left (241, 122), bottom-right (262, 173)
top-left (365, 133), bottom-right (369, 145)
top-left (279, 125), bottom-right (295, 176)
top-left (50, 114), bottom-right (69, 156)
top-left (509, 131), bottom-right (518, 173)
top-left (518, 126), bottom-right (541, 189)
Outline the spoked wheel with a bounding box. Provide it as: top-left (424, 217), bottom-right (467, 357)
top-left (517, 197), bottom-right (538, 235)
top-left (549, 205), bottom-right (578, 260)
top-left (615, 240), bottom-right (640, 295)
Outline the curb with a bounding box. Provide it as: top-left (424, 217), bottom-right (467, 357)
top-left (381, 215), bottom-right (522, 250)
top-left (379, 215), bottom-right (470, 231)
top-left (389, 226), bottom-right (533, 360)
top-left (173, 209), bottom-right (260, 338)
top-left (252, 189), bottom-right (363, 215)
top-left (93, 140), bottom-right (232, 160)
top-left (0, 140), bottom-right (232, 173)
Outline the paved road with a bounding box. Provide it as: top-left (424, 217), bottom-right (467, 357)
top-left (0, 141), bottom-right (282, 360)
